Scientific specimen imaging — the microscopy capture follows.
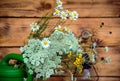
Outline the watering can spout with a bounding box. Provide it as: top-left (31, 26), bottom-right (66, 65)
top-left (0, 53), bottom-right (34, 81)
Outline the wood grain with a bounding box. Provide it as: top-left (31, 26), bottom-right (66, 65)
top-left (37, 77), bottom-right (120, 81)
top-left (0, 47), bottom-right (120, 76)
top-left (0, 18), bottom-right (120, 46)
top-left (0, 0), bottom-right (120, 81)
top-left (0, 0), bottom-right (120, 17)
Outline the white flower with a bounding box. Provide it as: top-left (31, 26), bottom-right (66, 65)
top-left (105, 46), bottom-right (109, 53)
top-left (41, 38), bottom-right (51, 48)
top-left (64, 26), bottom-right (71, 32)
top-left (53, 9), bottom-right (61, 16)
top-left (91, 54), bottom-right (96, 63)
top-left (69, 11), bottom-right (79, 20)
top-left (30, 22), bottom-right (40, 32)
top-left (56, 0), bottom-right (63, 8)
top-left (28, 69), bottom-right (33, 74)
top-left (23, 58), bottom-right (28, 63)
top-left (60, 11), bottom-right (68, 19)
top-left (55, 25), bottom-right (62, 31)
top-left (35, 61), bottom-right (40, 66)
top-left (78, 37), bottom-right (82, 43)
top-left (93, 42), bottom-right (97, 49)
top-left (105, 57), bottom-right (111, 63)
top-left (36, 74), bottom-right (41, 78)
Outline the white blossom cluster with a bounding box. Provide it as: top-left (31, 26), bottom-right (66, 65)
top-left (49, 30), bottom-right (80, 55)
top-left (53, 0), bottom-right (79, 20)
top-left (20, 39), bottom-right (62, 79)
top-left (20, 29), bottom-right (80, 79)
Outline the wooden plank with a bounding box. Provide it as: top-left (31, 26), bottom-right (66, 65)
top-left (0, 47), bottom-right (120, 76)
top-left (36, 77), bottom-right (120, 81)
top-left (0, 18), bottom-right (120, 46)
top-left (0, 0), bottom-right (120, 17)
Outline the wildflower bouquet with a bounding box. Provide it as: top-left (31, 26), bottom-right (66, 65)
top-left (20, 0), bottom-right (111, 81)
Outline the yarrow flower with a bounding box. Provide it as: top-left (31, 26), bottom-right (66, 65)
top-left (30, 22), bottom-right (40, 32)
top-left (41, 38), bottom-right (51, 48)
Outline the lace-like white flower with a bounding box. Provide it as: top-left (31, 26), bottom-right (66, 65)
top-left (30, 22), bottom-right (40, 32)
top-left (55, 25), bottom-right (62, 31)
top-left (60, 11), bottom-right (68, 19)
top-left (41, 38), bottom-right (51, 48)
top-left (69, 11), bottom-right (79, 20)
top-left (28, 69), bottom-right (33, 74)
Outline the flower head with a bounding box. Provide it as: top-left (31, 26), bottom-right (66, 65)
top-left (105, 46), bottom-right (109, 53)
top-left (74, 54), bottom-right (82, 68)
top-left (60, 11), bottom-right (68, 19)
top-left (41, 38), bottom-right (51, 48)
top-left (64, 26), bottom-right (71, 32)
top-left (69, 11), bottom-right (79, 20)
top-left (55, 25), bottom-right (62, 31)
top-left (56, 0), bottom-right (63, 9)
top-left (53, 9), bottom-right (61, 16)
top-left (105, 57), bottom-right (111, 63)
top-left (30, 22), bottom-right (40, 32)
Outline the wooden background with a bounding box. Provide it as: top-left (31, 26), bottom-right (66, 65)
top-left (0, 0), bottom-right (120, 81)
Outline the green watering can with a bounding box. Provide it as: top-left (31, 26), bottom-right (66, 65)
top-left (0, 53), bottom-right (34, 81)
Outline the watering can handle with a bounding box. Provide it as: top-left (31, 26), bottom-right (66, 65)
top-left (0, 53), bottom-right (33, 81)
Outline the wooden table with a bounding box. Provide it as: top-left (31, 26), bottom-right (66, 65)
top-left (0, 0), bottom-right (120, 81)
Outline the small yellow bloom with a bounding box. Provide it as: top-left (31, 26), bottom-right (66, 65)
top-left (74, 54), bottom-right (82, 68)
top-left (68, 51), bottom-right (72, 57)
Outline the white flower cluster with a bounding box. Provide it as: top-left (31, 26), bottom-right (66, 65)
top-left (49, 30), bottom-right (80, 55)
top-left (20, 28), bottom-right (80, 79)
top-left (20, 39), bottom-right (61, 79)
top-left (53, 0), bottom-right (79, 20)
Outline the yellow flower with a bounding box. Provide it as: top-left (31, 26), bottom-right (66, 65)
top-left (68, 51), bottom-right (72, 57)
top-left (79, 67), bottom-right (83, 73)
top-left (73, 54), bottom-right (82, 68)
